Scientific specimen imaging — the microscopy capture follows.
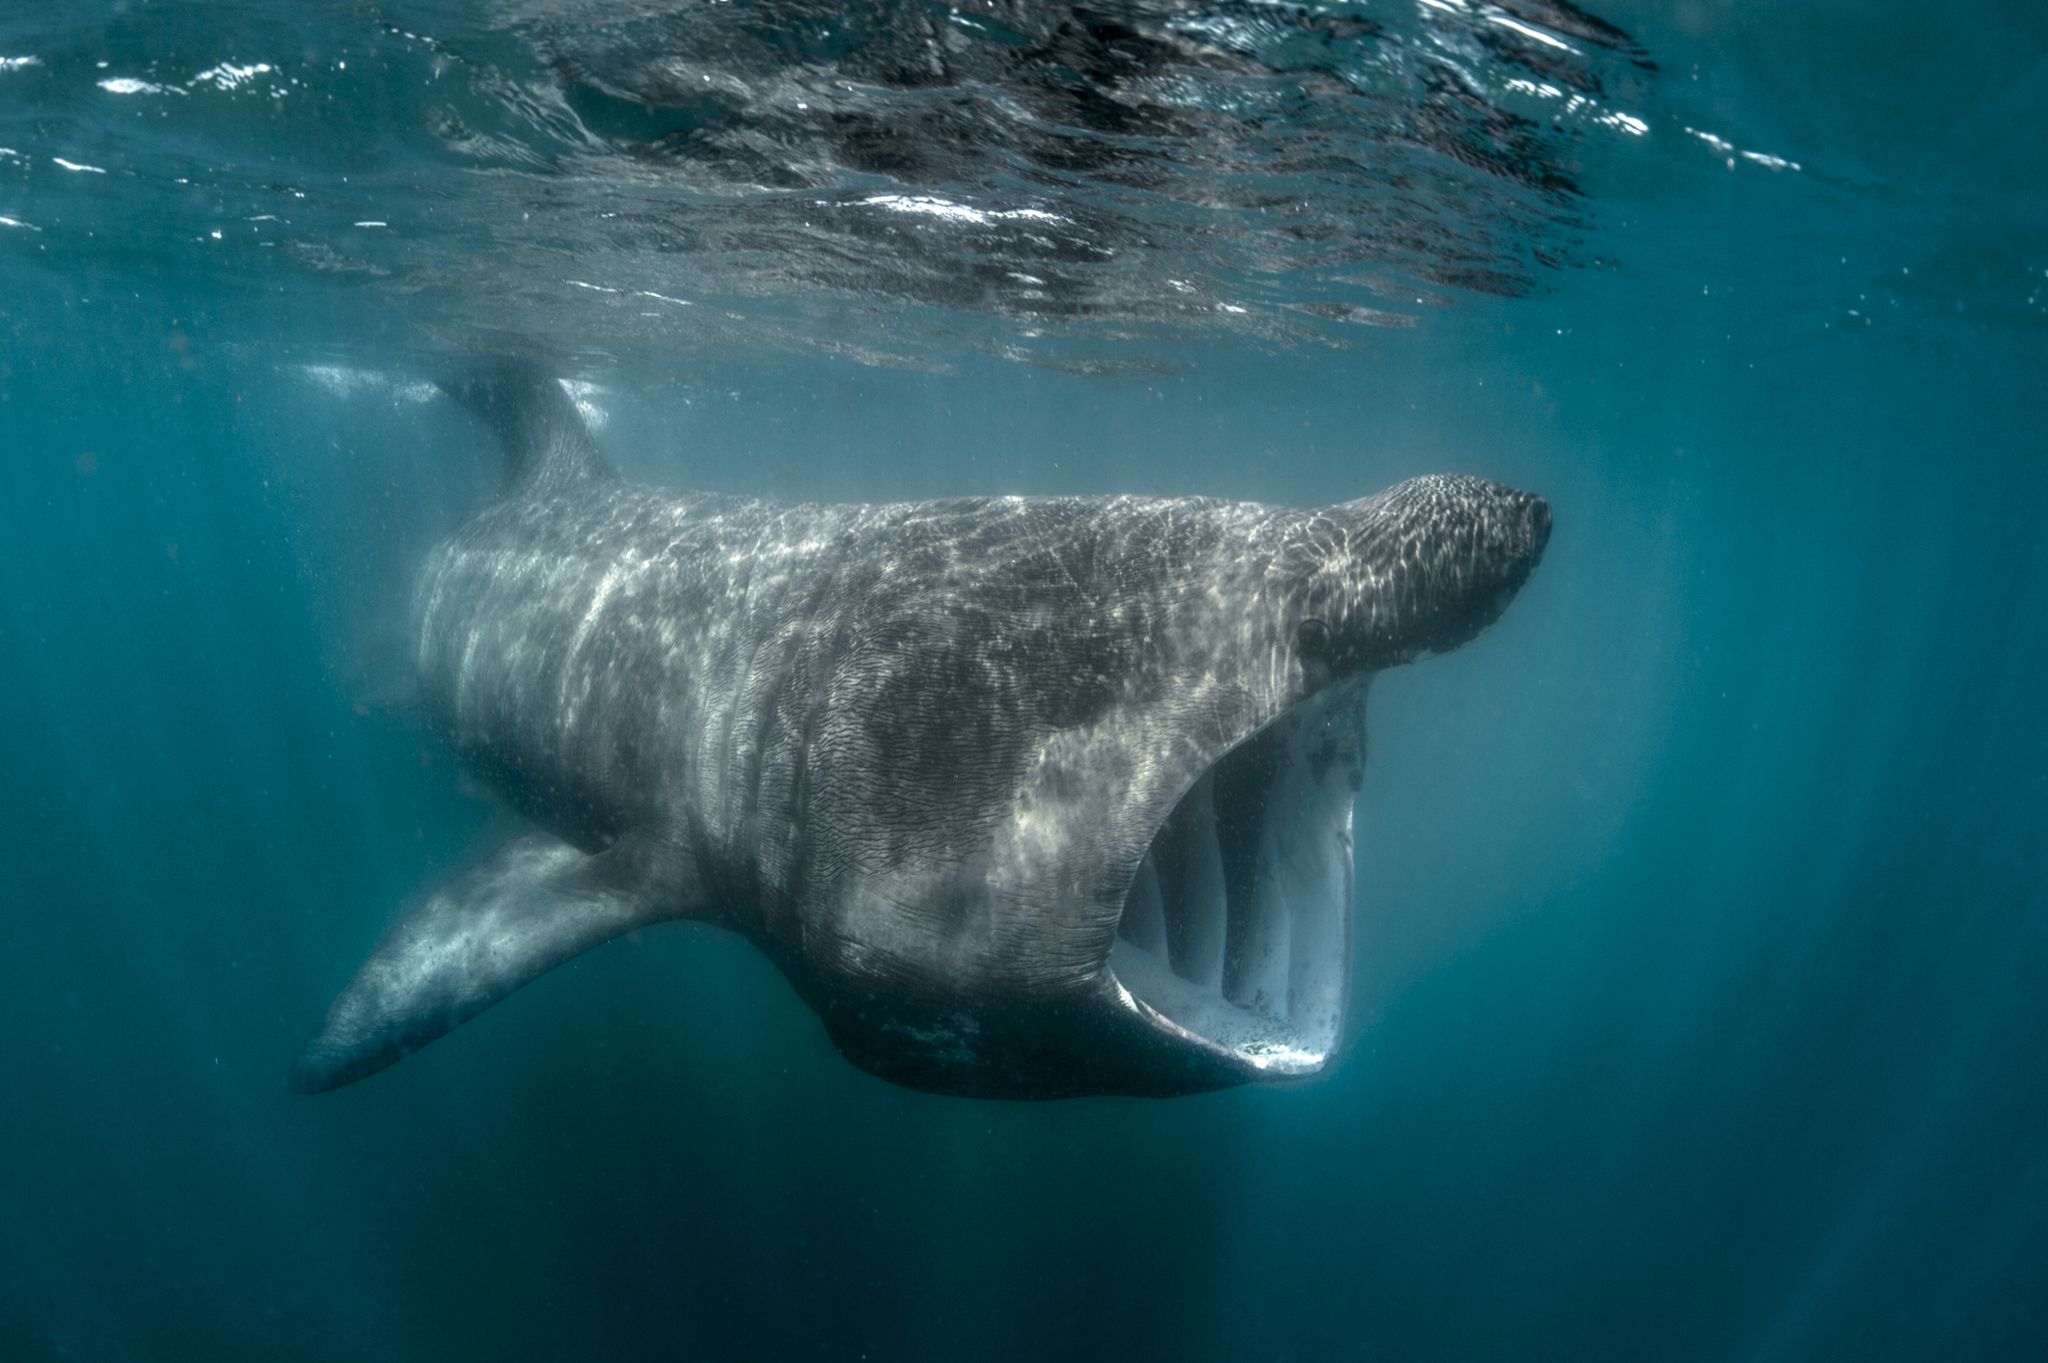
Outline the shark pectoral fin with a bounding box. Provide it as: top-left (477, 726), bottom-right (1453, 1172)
top-left (290, 830), bottom-right (699, 1093)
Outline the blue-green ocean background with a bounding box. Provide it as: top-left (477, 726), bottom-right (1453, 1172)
top-left (3, 2), bottom-right (2046, 1359)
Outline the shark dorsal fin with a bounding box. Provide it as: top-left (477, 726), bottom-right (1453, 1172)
top-left (440, 359), bottom-right (613, 494)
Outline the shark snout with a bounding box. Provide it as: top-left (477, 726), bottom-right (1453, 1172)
top-left (1475, 480), bottom-right (1551, 614)
top-left (1412, 473), bottom-right (1550, 566)
top-left (1330, 473), bottom-right (1552, 666)
top-left (1497, 482), bottom-right (1552, 569)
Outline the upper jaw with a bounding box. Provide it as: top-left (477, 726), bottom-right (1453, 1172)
top-left (1099, 679), bottom-right (1366, 1082)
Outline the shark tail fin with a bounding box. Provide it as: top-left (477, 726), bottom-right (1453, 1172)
top-left (438, 358), bottom-right (614, 494)
top-left (290, 829), bottom-right (699, 1093)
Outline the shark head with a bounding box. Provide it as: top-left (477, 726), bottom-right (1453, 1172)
top-left (787, 474), bottom-right (1551, 1097)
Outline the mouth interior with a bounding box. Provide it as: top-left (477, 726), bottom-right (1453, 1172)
top-left (1108, 685), bottom-right (1363, 1075)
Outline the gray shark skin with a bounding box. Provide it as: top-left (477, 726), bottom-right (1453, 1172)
top-left (292, 364), bottom-right (1549, 1098)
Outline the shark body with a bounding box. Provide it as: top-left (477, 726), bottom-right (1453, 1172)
top-left (293, 366), bottom-right (1549, 1097)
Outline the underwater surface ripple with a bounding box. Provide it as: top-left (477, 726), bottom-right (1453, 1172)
top-left (0, 0), bottom-right (1672, 369)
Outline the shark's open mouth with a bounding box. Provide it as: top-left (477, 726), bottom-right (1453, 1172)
top-left (1107, 683), bottom-right (1365, 1078)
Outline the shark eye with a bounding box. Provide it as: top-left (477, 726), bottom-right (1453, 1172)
top-left (1296, 617), bottom-right (1331, 656)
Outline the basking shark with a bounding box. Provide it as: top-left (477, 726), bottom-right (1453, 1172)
top-left (292, 364), bottom-right (1549, 1098)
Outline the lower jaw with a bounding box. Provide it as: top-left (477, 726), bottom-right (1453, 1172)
top-left (809, 981), bottom-right (1291, 1099)
top-left (1105, 938), bottom-right (1339, 1079)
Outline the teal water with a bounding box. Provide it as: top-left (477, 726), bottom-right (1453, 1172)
top-left (3, 3), bottom-right (2045, 1360)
